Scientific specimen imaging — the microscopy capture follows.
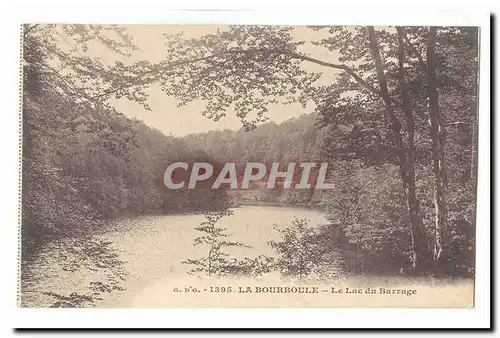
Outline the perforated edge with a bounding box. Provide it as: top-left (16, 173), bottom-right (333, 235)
top-left (17, 24), bottom-right (24, 308)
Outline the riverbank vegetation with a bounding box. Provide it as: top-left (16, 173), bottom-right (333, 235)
top-left (22, 26), bottom-right (230, 258)
top-left (167, 26), bottom-right (478, 278)
top-left (22, 25), bottom-right (478, 307)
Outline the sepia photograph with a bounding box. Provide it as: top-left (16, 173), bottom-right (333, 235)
top-left (19, 23), bottom-right (480, 309)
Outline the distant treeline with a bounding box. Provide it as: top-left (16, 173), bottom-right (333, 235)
top-left (22, 25), bottom-right (477, 278)
top-left (181, 108), bottom-right (476, 277)
top-left (22, 33), bottom-right (229, 256)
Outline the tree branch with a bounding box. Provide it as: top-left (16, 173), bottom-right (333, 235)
top-left (281, 51), bottom-right (382, 96)
top-left (91, 47), bottom-right (384, 102)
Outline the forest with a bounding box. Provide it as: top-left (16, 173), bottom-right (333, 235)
top-left (180, 106), bottom-right (476, 276)
top-left (21, 24), bottom-right (478, 304)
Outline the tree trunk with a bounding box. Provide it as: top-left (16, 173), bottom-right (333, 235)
top-left (426, 27), bottom-right (448, 274)
top-left (367, 26), bottom-right (430, 273)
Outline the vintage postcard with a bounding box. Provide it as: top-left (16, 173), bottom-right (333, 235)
top-left (19, 23), bottom-right (480, 309)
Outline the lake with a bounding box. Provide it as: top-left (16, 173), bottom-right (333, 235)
top-left (20, 205), bottom-right (332, 307)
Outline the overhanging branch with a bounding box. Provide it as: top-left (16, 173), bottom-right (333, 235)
top-left (91, 47), bottom-right (385, 102)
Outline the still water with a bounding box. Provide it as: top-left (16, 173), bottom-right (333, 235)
top-left (21, 206), bottom-right (331, 307)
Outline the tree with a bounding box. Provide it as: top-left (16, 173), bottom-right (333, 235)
top-left (107, 26), bottom-right (440, 272)
top-left (366, 26), bottom-right (429, 270)
top-left (21, 24), bottom-right (235, 306)
top-left (426, 27), bottom-right (448, 271)
top-left (117, 25), bottom-right (477, 275)
top-left (183, 210), bottom-right (248, 277)
top-left (22, 25), bottom-right (479, 301)
top-left (269, 218), bottom-right (330, 279)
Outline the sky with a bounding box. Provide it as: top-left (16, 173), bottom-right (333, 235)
top-left (80, 25), bottom-right (343, 136)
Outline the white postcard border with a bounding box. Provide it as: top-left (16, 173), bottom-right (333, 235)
top-left (0, 3), bottom-right (491, 330)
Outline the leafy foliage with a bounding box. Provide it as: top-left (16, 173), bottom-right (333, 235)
top-left (22, 25), bottom-right (231, 307)
top-left (42, 292), bottom-right (97, 308)
top-left (269, 218), bottom-right (331, 278)
top-left (22, 24), bottom-right (478, 307)
top-left (183, 210), bottom-right (262, 277)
